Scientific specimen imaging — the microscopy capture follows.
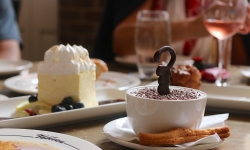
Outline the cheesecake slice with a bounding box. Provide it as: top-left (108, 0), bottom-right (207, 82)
top-left (38, 44), bottom-right (98, 108)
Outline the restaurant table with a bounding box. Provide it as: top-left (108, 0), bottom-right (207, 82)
top-left (0, 61), bottom-right (250, 150)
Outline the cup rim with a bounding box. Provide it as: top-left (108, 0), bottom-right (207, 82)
top-left (137, 10), bottom-right (170, 20)
top-left (126, 85), bottom-right (207, 102)
top-left (139, 10), bottom-right (169, 15)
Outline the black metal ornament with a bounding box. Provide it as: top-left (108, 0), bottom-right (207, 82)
top-left (153, 46), bottom-right (176, 95)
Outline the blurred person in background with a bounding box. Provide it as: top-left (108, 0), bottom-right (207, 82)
top-left (0, 0), bottom-right (22, 61)
top-left (91, 0), bottom-right (250, 64)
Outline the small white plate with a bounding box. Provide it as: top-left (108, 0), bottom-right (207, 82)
top-left (0, 128), bottom-right (101, 150)
top-left (0, 59), bottom-right (33, 75)
top-left (96, 71), bottom-right (141, 90)
top-left (0, 88), bottom-right (126, 128)
top-left (115, 55), bottom-right (137, 68)
top-left (115, 55), bottom-right (194, 67)
top-left (240, 69), bottom-right (250, 78)
top-left (103, 117), bottom-right (224, 150)
top-left (4, 71), bottom-right (141, 94)
top-left (4, 73), bottom-right (38, 94)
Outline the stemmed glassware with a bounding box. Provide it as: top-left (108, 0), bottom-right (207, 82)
top-left (202, 0), bottom-right (247, 86)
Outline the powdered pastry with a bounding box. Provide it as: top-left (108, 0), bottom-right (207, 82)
top-left (91, 58), bottom-right (108, 79)
top-left (170, 64), bottom-right (201, 89)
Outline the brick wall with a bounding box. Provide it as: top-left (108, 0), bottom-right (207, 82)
top-left (58, 0), bottom-right (106, 52)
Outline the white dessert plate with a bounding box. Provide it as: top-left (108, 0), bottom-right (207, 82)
top-left (0, 88), bottom-right (126, 128)
top-left (148, 81), bottom-right (250, 112)
top-left (0, 128), bottom-right (101, 150)
top-left (96, 71), bottom-right (141, 90)
top-left (115, 55), bottom-right (194, 67)
top-left (199, 83), bottom-right (250, 112)
top-left (240, 69), bottom-right (250, 78)
top-left (0, 94), bottom-right (8, 101)
top-left (115, 55), bottom-right (137, 68)
top-left (4, 71), bottom-right (141, 94)
top-left (103, 117), bottom-right (224, 150)
top-left (0, 59), bottom-right (33, 75)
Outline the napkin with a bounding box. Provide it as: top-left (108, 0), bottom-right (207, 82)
top-left (201, 67), bottom-right (230, 82)
top-left (103, 113), bottom-right (229, 148)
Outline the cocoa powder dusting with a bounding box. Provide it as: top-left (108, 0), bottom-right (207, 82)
top-left (132, 87), bottom-right (201, 100)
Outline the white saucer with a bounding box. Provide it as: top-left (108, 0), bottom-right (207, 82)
top-left (4, 71), bottom-right (141, 94)
top-left (103, 117), bottom-right (224, 150)
top-left (0, 59), bottom-right (33, 75)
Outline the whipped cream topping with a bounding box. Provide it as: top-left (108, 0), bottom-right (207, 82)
top-left (38, 44), bottom-right (96, 75)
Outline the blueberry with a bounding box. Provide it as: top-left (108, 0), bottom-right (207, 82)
top-left (73, 102), bottom-right (84, 109)
top-left (51, 105), bottom-right (66, 113)
top-left (64, 104), bottom-right (74, 110)
top-left (28, 94), bottom-right (38, 103)
top-left (62, 97), bottom-right (73, 105)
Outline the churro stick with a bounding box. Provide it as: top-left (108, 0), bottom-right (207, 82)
top-left (218, 132), bottom-right (231, 139)
top-left (139, 126), bottom-right (230, 145)
top-left (139, 132), bottom-right (230, 145)
top-left (139, 134), bottom-right (208, 145)
top-left (139, 126), bottom-right (229, 140)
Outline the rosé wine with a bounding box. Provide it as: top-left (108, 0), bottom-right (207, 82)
top-left (204, 20), bottom-right (242, 40)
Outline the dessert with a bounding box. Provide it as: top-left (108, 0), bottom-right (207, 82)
top-left (138, 126), bottom-right (230, 145)
top-left (126, 46), bottom-right (228, 147)
top-left (0, 140), bottom-right (15, 150)
top-left (132, 86), bottom-right (202, 100)
top-left (126, 46), bottom-right (207, 135)
top-left (38, 44), bottom-right (98, 107)
top-left (153, 46), bottom-right (176, 95)
top-left (91, 58), bottom-right (108, 79)
top-left (170, 64), bottom-right (202, 89)
top-left (0, 140), bottom-right (59, 150)
top-left (14, 44), bottom-right (98, 117)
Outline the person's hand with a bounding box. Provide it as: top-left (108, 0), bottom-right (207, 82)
top-left (238, 4), bottom-right (250, 34)
top-left (0, 40), bottom-right (21, 61)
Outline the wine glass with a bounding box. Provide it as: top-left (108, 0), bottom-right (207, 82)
top-left (202, 0), bottom-right (247, 86)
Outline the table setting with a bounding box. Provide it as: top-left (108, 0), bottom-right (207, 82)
top-left (0, 44), bottom-right (249, 150)
top-left (0, 48), bottom-right (250, 149)
top-left (0, 0), bottom-right (250, 149)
